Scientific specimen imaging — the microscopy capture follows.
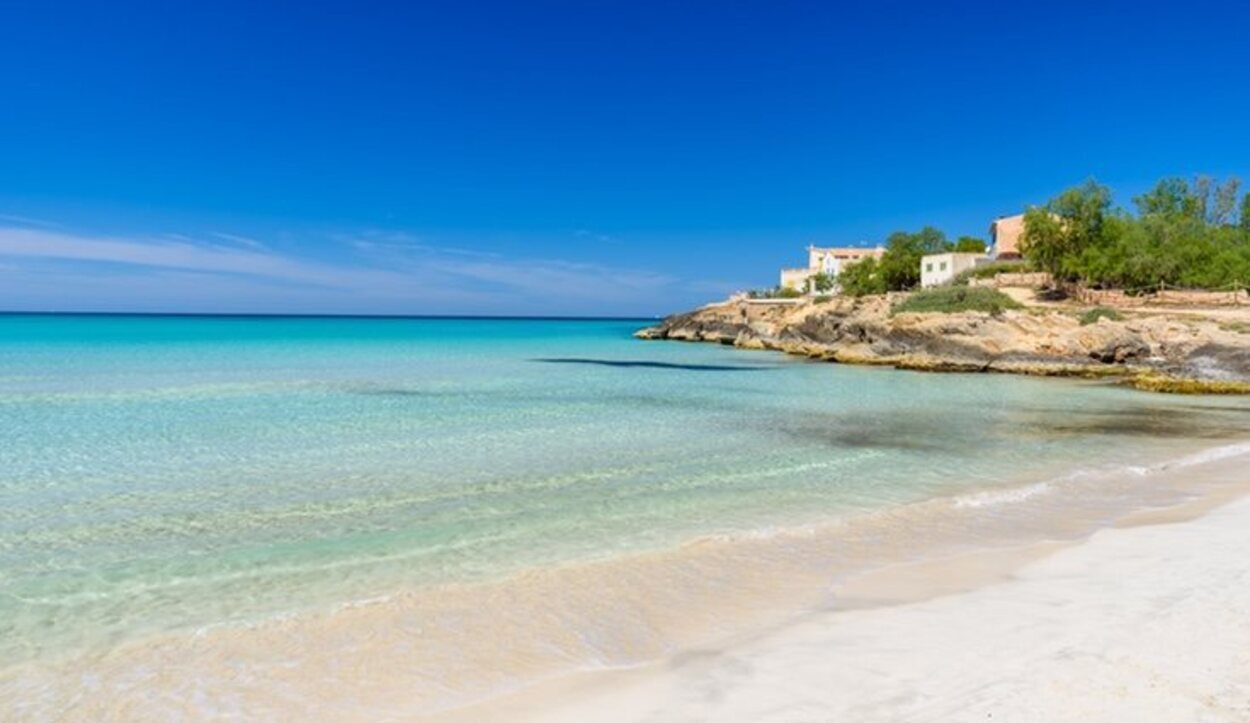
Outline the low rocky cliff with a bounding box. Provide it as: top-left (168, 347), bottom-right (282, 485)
top-left (636, 296), bottom-right (1250, 393)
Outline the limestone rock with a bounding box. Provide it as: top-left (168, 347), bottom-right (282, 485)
top-left (634, 295), bottom-right (1250, 393)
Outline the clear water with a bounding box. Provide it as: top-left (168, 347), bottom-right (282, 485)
top-left (2, 314), bottom-right (1249, 676)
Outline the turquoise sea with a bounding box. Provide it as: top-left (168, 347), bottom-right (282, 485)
top-left (3, 314), bottom-right (1250, 717)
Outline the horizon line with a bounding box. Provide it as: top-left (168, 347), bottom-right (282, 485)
top-left (0, 310), bottom-right (661, 321)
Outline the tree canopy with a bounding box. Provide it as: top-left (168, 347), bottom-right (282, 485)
top-left (879, 227), bottom-right (949, 290)
top-left (836, 173), bottom-right (1250, 298)
top-left (1020, 176), bottom-right (1250, 290)
top-left (837, 256), bottom-right (887, 296)
top-left (954, 236), bottom-right (987, 253)
top-left (839, 227), bottom-right (998, 296)
top-left (808, 272), bottom-right (835, 293)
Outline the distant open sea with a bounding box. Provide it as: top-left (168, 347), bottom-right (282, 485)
top-left (3, 313), bottom-right (1250, 718)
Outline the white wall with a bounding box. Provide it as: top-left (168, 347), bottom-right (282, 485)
top-left (921, 253), bottom-right (985, 288)
top-left (779, 268), bottom-right (812, 291)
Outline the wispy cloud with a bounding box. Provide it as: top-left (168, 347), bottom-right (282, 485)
top-left (428, 257), bottom-right (671, 299)
top-left (0, 213), bottom-right (59, 228)
top-left (0, 227), bottom-right (390, 290)
top-left (573, 229), bottom-right (613, 243)
top-left (338, 229), bottom-right (671, 299)
top-left (687, 278), bottom-right (754, 295)
top-left (340, 230), bottom-right (502, 259)
top-left (0, 225), bottom-right (681, 314)
top-left (209, 231), bottom-right (268, 250)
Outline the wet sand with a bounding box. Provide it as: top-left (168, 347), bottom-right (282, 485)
top-left (6, 444), bottom-right (1249, 721)
top-left (457, 452), bottom-right (1250, 723)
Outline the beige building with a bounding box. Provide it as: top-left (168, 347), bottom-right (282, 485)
top-left (779, 267), bottom-right (814, 291)
top-left (779, 245), bottom-right (885, 293)
top-left (989, 214), bottom-right (1026, 260)
top-left (920, 252), bottom-right (987, 287)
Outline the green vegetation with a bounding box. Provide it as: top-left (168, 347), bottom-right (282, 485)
top-left (953, 236), bottom-right (988, 253)
top-left (951, 260), bottom-right (1028, 286)
top-left (1079, 306), bottom-right (1124, 325)
top-left (748, 286), bottom-right (804, 299)
top-left (772, 286), bottom-right (804, 299)
top-left (841, 227), bottom-right (950, 296)
top-left (1128, 372), bottom-right (1250, 395)
top-left (827, 172), bottom-right (1249, 300)
top-left (808, 272), bottom-right (835, 293)
top-left (838, 256), bottom-right (887, 296)
top-left (879, 227), bottom-right (950, 290)
top-left (839, 230), bottom-right (994, 297)
top-left (1021, 175), bottom-right (1250, 290)
top-left (890, 287), bottom-right (1022, 316)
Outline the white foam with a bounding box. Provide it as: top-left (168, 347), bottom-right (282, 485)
top-left (1158, 440), bottom-right (1250, 470)
top-left (953, 481), bottom-right (1052, 509)
top-left (951, 441), bottom-right (1250, 512)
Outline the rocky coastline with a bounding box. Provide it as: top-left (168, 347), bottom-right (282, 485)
top-left (635, 295), bottom-right (1250, 393)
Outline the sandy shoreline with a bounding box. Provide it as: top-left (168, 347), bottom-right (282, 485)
top-left (6, 441), bottom-right (1249, 721)
top-left (443, 449), bottom-right (1250, 722)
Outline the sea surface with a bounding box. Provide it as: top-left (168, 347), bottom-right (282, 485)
top-left (3, 313), bottom-right (1250, 718)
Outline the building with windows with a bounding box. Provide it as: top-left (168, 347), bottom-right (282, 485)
top-left (779, 245), bottom-right (885, 293)
top-left (920, 252), bottom-right (987, 287)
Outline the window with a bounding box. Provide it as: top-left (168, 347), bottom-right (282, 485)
top-left (925, 263), bottom-right (933, 272)
top-left (940, 262), bottom-right (948, 271)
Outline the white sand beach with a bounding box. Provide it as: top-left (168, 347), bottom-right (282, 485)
top-left (455, 455), bottom-right (1250, 723)
top-left (9, 438), bottom-right (1249, 722)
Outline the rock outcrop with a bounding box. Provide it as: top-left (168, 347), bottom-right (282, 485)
top-left (635, 296), bottom-right (1250, 393)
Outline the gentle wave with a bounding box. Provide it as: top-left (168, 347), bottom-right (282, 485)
top-left (6, 437), bottom-right (1249, 721)
top-left (951, 440), bottom-right (1250, 511)
top-left (952, 481), bottom-right (1052, 509)
top-left (5, 316), bottom-right (1250, 720)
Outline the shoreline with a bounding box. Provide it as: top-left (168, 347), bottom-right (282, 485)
top-left (451, 446), bottom-right (1250, 722)
top-left (6, 439), bottom-right (1249, 720)
top-left (427, 435), bottom-right (1250, 715)
top-left (635, 294), bottom-right (1250, 394)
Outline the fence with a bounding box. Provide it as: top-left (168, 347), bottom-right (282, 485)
top-left (1073, 284), bottom-right (1249, 307)
top-left (969, 272), bottom-right (1053, 289)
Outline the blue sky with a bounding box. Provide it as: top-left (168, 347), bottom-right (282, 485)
top-left (2, 1), bottom-right (1248, 315)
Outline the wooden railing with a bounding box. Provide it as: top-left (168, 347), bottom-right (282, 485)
top-left (1072, 284), bottom-right (1249, 307)
top-left (969, 272), bottom-right (1053, 288)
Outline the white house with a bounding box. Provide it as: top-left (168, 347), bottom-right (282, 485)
top-left (920, 252), bottom-right (987, 288)
top-left (780, 244), bottom-right (885, 294)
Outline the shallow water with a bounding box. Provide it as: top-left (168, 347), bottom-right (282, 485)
top-left (2, 314), bottom-right (1249, 717)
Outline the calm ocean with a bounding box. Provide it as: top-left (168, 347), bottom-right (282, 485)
top-left (3, 313), bottom-right (1249, 717)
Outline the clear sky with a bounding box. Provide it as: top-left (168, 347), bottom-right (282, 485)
top-left (2, 1), bottom-right (1248, 316)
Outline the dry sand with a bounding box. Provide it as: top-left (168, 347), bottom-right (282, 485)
top-left (448, 455), bottom-right (1250, 723)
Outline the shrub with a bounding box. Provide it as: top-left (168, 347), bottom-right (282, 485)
top-left (954, 236), bottom-right (988, 253)
top-left (808, 272), bottom-right (835, 293)
top-left (747, 286), bottom-right (804, 299)
top-left (951, 260), bottom-right (1029, 286)
top-left (879, 227), bottom-right (949, 290)
top-left (1079, 306), bottom-right (1124, 325)
top-left (891, 287), bottom-right (1023, 316)
top-left (1021, 175), bottom-right (1250, 291)
top-left (838, 256), bottom-right (888, 297)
